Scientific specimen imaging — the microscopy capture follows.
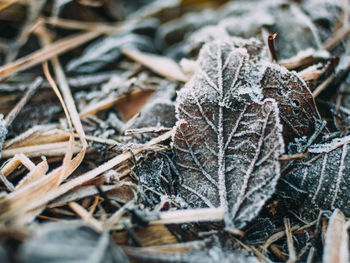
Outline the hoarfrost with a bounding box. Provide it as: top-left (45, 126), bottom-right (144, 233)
top-left (180, 0), bottom-right (322, 59)
top-left (131, 98), bottom-right (176, 129)
top-left (19, 222), bottom-right (129, 263)
top-left (184, 246), bottom-right (260, 263)
top-left (0, 115), bottom-right (6, 159)
top-left (288, 136), bottom-right (350, 218)
top-left (179, 39), bottom-right (266, 107)
top-left (135, 157), bottom-right (168, 206)
top-left (173, 40), bottom-right (284, 229)
top-left (301, 0), bottom-right (342, 41)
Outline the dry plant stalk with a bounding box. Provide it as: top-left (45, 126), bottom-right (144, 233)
top-left (323, 209), bottom-right (349, 263)
top-left (0, 31), bottom-right (101, 81)
top-left (1, 141), bottom-right (82, 158)
top-left (122, 48), bottom-right (189, 82)
top-left (0, 129), bottom-right (173, 223)
top-left (284, 218), bottom-right (296, 263)
top-left (69, 202), bottom-right (103, 233)
top-left (4, 77), bottom-right (42, 127)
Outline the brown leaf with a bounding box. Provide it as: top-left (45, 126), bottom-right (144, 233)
top-left (287, 136), bottom-right (350, 218)
top-left (172, 40), bottom-right (284, 229)
top-left (261, 64), bottom-right (323, 146)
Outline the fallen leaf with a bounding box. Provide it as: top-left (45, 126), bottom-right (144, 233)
top-left (173, 40), bottom-right (284, 229)
top-left (18, 222), bottom-right (129, 263)
top-left (287, 136), bottom-right (350, 218)
top-left (261, 64), bottom-right (323, 147)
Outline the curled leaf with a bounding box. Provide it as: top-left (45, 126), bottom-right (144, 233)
top-left (287, 136), bottom-right (350, 218)
top-left (261, 64), bottom-right (324, 147)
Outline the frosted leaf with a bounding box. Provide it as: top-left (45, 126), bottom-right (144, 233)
top-left (134, 157), bottom-right (167, 206)
top-left (288, 136), bottom-right (350, 218)
top-left (172, 40), bottom-right (284, 229)
top-left (184, 246), bottom-right (260, 263)
top-left (66, 20), bottom-right (157, 73)
top-left (179, 0), bottom-right (323, 60)
top-left (261, 63), bottom-right (323, 147)
top-left (8, 99), bottom-right (61, 137)
top-left (270, 3), bottom-right (322, 59)
top-left (0, 245), bottom-right (9, 263)
top-left (131, 99), bottom-right (176, 129)
top-left (334, 70), bottom-right (350, 132)
top-left (19, 222), bottom-right (129, 263)
top-left (301, 0), bottom-right (342, 42)
top-left (0, 115), bottom-right (7, 159)
top-left (180, 40), bottom-right (266, 107)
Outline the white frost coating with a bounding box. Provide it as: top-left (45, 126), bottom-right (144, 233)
top-left (0, 114), bottom-right (7, 159)
top-left (308, 136), bottom-right (350, 154)
top-left (182, 0), bottom-right (323, 59)
top-left (178, 39), bottom-right (267, 110)
top-left (173, 39), bottom-right (284, 229)
top-left (290, 135), bottom-right (350, 218)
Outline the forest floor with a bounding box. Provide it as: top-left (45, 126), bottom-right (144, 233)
top-left (0, 0), bottom-right (350, 262)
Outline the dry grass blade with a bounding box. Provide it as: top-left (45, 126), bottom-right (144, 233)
top-left (0, 153), bottom-right (35, 176)
top-left (284, 218), bottom-right (296, 263)
top-left (15, 157), bottom-right (48, 189)
top-left (0, 172), bottom-right (14, 191)
top-left (323, 209), bottom-right (349, 263)
top-left (312, 74), bottom-right (334, 98)
top-left (1, 141), bottom-right (82, 158)
top-left (122, 48), bottom-right (189, 82)
top-left (5, 0), bottom-right (46, 63)
top-left (0, 30), bottom-right (101, 81)
top-left (105, 201), bottom-right (134, 229)
top-left (150, 207), bottom-right (225, 225)
top-left (45, 17), bottom-right (118, 32)
top-left (4, 77), bottom-right (42, 127)
top-left (324, 26), bottom-right (350, 51)
top-left (0, 0), bottom-right (20, 11)
top-left (69, 202), bottom-right (103, 233)
top-left (5, 129), bottom-right (69, 149)
top-left (3, 124), bottom-right (60, 149)
top-left (261, 225), bottom-right (300, 252)
top-left (0, 130), bottom-right (173, 222)
top-left (40, 24), bottom-right (87, 183)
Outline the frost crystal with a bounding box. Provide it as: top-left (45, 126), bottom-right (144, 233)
top-left (0, 115), bottom-right (7, 159)
top-left (181, 0), bottom-right (322, 60)
top-left (173, 40), bottom-right (284, 229)
top-left (288, 136), bottom-right (350, 218)
top-left (179, 40), bottom-right (266, 107)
